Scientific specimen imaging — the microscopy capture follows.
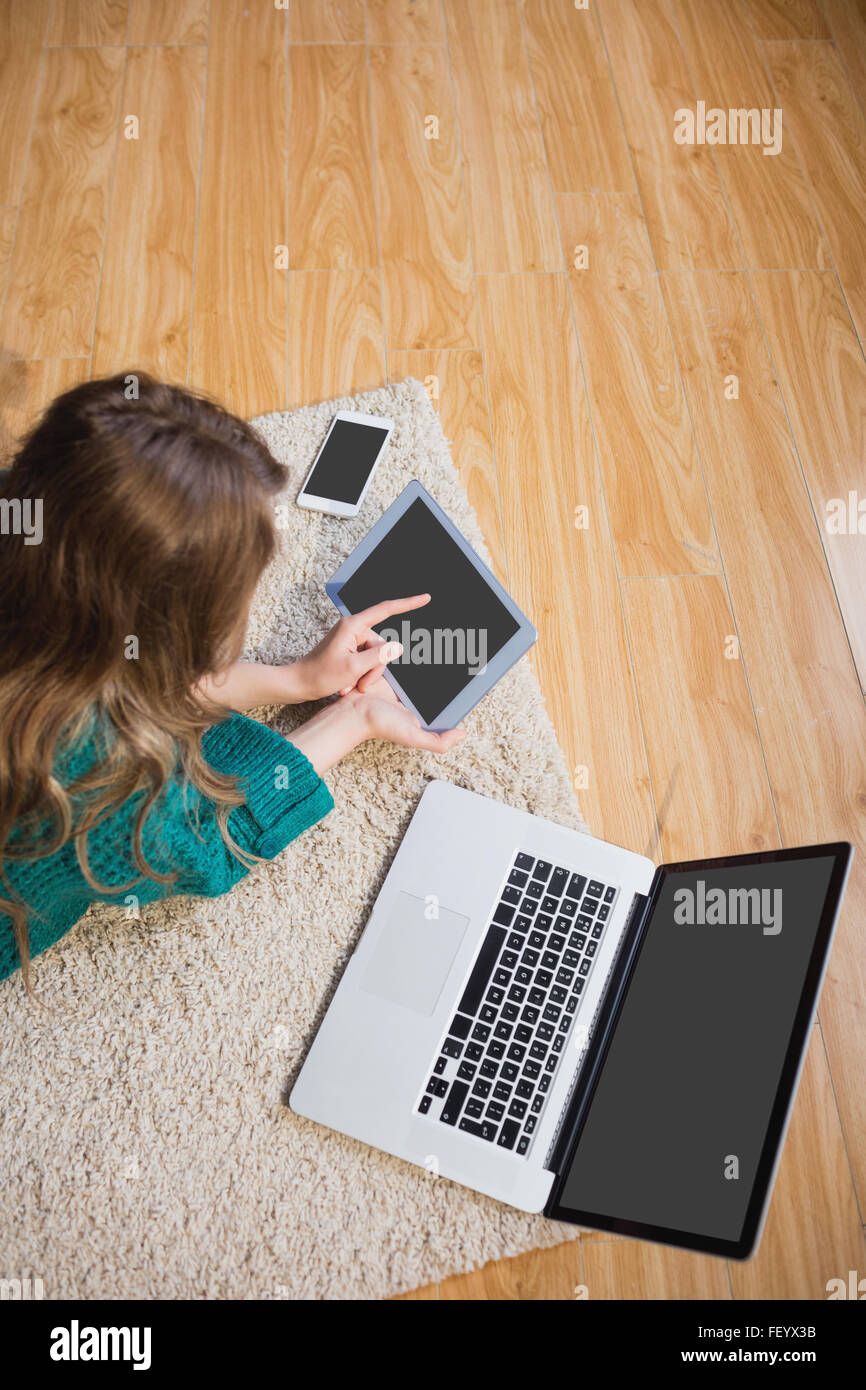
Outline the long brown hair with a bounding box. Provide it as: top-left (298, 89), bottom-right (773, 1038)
top-left (0, 371), bottom-right (289, 996)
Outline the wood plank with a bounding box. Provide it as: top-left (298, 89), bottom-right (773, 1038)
top-left (478, 271), bottom-right (656, 853)
top-left (443, 0), bottom-right (562, 272)
top-left (388, 348), bottom-right (507, 583)
top-left (0, 206), bottom-right (16, 313)
top-left (750, 270), bottom-right (866, 690)
top-left (582, 1237), bottom-right (730, 1298)
top-left (765, 40), bottom-right (866, 341)
top-left (0, 358), bottom-right (89, 458)
top-left (289, 44), bottom-right (377, 270)
top-left (289, 0), bottom-right (365, 44)
top-left (821, 0), bottom-right (866, 115)
top-left (729, 1027), bottom-right (866, 1298)
top-left (365, 0), bottom-right (445, 43)
top-left (47, 0), bottom-right (128, 46)
top-left (126, 0), bottom-right (208, 45)
top-left (288, 268), bottom-right (384, 408)
top-left (0, 48), bottom-right (124, 359)
top-left (596, 0), bottom-right (741, 270)
top-left (440, 1242), bottom-right (580, 1299)
top-left (747, 0), bottom-right (830, 37)
top-left (93, 45), bottom-right (205, 381)
top-left (189, 0), bottom-right (287, 417)
top-left (393, 1281), bottom-right (438, 1299)
top-left (672, 0), bottom-right (828, 269)
top-left (0, 1), bottom-right (51, 207)
top-left (559, 192), bottom-right (719, 577)
top-left (368, 43), bottom-right (475, 348)
top-left (660, 268), bottom-right (866, 1208)
top-left (622, 575), bottom-right (778, 858)
top-left (521, 0), bottom-right (636, 193)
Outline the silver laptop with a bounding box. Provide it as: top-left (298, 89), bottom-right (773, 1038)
top-left (290, 780), bottom-right (851, 1258)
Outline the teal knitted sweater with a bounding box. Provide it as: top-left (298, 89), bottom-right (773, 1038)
top-left (0, 710), bottom-right (334, 982)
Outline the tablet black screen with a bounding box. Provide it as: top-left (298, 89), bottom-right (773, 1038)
top-left (336, 498), bottom-right (520, 724)
top-left (557, 854), bottom-right (837, 1246)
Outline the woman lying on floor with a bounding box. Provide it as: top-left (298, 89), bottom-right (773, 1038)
top-left (0, 372), bottom-right (464, 995)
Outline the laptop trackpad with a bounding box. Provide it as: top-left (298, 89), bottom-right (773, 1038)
top-left (359, 892), bottom-right (469, 1016)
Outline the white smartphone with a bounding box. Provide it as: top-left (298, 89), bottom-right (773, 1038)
top-left (296, 411), bottom-right (394, 517)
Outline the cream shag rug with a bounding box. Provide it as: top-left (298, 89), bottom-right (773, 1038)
top-left (0, 378), bottom-right (587, 1300)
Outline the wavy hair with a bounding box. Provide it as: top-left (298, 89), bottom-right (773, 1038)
top-left (0, 371), bottom-right (288, 997)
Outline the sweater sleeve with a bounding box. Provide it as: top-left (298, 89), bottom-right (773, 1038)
top-left (78, 712), bottom-right (335, 903)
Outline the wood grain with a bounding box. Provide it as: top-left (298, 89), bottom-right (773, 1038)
top-left (765, 40), bottom-right (866, 341)
top-left (582, 1236), bottom-right (731, 1299)
top-left (47, 0), bottom-right (128, 47)
top-left (559, 192), bottom-right (718, 577)
top-left (820, 0), bottom-right (866, 114)
top-left (661, 269), bottom-right (866, 1209)
top-left (289, 0), bottom-right (365, 45)
top-left (388, 348), bottom-right (508, 583)
top-left (672, 0), bottom-right (828, 269)
top-left (597, 0), bottom-right (741, 270)
top-left (365, 0), bottom-right (445, 44)
top-left (0, 47), bottom-right (124, 359)
top-left (444, 0), bottom-right (562, 272)
top-left (93, 45), bottom-right (205, 381)
top-left (0, 357), bottom-right (88, 459)
top-left (0, 1), bottom-right (51, 208)
top-left (478, 271), bottom-right (656, 854)
top-left (750, 269), bottom-right (866, 691)
top-left (520, 0), bottom-right (636, 193)
top-left (288, 268), bottom-right (384, 408)
top-left (126, 0), bottom-right (208, 46)
top-left (368, 43), bottom-right (475, 349)
top-left (747, 0), bottom-right (830, 38)
top-left (289, 44), bottom-right (377, 270)
top-left (188, 0), bottom-right (288, 416)
top-left (440, 1241), bottom-right (581, 1299)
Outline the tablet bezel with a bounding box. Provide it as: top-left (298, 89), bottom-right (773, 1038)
top-left (543, 841), bottom-right (854, 1261)
top-left (326, 480), bottom-right (537, 732)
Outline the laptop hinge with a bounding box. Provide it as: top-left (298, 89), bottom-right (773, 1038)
top-left (544, 887), bottom-right (652, 1178)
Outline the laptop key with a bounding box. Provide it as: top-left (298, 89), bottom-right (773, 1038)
top-left (586, 941), bottom-right (597, 958)
top-left (535, 914), bottom-right (553, 932)
top-left (434, 1056), bottom-right (447, 1075)
top-left (556, 967), bottom-right (574, 987)
top-left (517, 1134), bottom-right (531, 1155)
top-left (442, 1037), bottom-right (463, 1059)
top-left (457, 1061), bottom-right (476, 1081)
top-left (519, 898), bottom-right (538, 916)
top-left (549, 933), bottom-right (566, 952)
top-left (508, 1099), bottom-right (527, 1120)
top-left (427, 1076), bottom-right (448, 1096)
top-left (597, 904), bottom-right (610, 922)
top-left (550, 985), bottom-right (567, 1004)
top-left (493, 968), bottom-right (510, 987)
top-left (440, 1080), bottom-right (468, 1124)
top-left (472, 1022), bottom-right (491, 1042)
top-left (567, 874), bottom-right (587, 901)
top-left (560, 899), bottom-right (577, 918)
top-left (516, 1079), bottom-right (533, 1099)
top-left (528, 986), bottom-right (546, 1006)
top-left (541, 896), bottom-right (560, 915)
top-left (449, 1013), bottom-right (472, 1039)
top-left (508, 868), bottom-right (528, 888)
top-left (535, 969), bottom-right (552, 989)
top-left (515, 853), bottom-right (535, 871)
top-left (531, 1095), bottom-right (544, 1114)
top-left (419, 1095), bottom-right (432, 1114)
top-left (532, 859), bottom-right (552, 881)
top-left (457, 926), bottom-right (507, 1018)
top-left (541, 950), bottom-right (558, 970)
top-left (528, 930), bottom-right (546, 950)
top-left (530, 1041), bottom-right (547, 1060)
top-left (508, 984), bottom-right (526, 1004)
top-left (525, 881), bottom-right (544, 900)
top-left (501, 1062), bottom-right (519, 1081)
top-left (552, 1035), bottom-right (565, 1054)
top-left (563, 949), bottom-right (580, 968)
top-left (503, 1002), bottom-right (519, 1022)
top-left (493, 902), bottom-right (516, 927)
top-left (582, 898), bottom-right (598, 917)
top-left (550, 866), bottom-right (568, 896)
top-left (570, 932), bottom-right (587, 951)
top-left (498, 1119), bottom-right (520, 1150)
top-left (591, 923), bottom-right (603, 939)
top-left (515, 966), bottom-right (533, 986)
top-left (494, 1021), bottom-right (512, 1041)
top-left (587, 880), bottom-right (604, 898)
top-left (514, 915), bottom-right (532, 932)
top-left (465, 1098), bottom-right (484, 1118)
top-left (515, 1024), bottom-right (532, 1044)
top-left (480, 1003), bottom-right (497, 1024)
top-left (486, 1101), bottom-right (505, 1122)
top-left (488, 1039), bottom-right (505, 1059)
top-left (459, 1117), bottom-right (496, 1142)
top-left (480, 1058), bottom-right (498, 1078)
top-left (493, 1081), bottom-right (511, 1101)
top-left (466, 1041), bottom-right (484, 1060)
top-left (523, 1059), bottom-right (541, 1079)
top-left (472, 1078), bottom-right (492, 1099)
top-left (539, 1074), bottom-right (551, 1093)
top-left (507, 1043), bottom-right (526, 1063)
top-left (522, 1004), bottom-right (540, 1024)
top-left (524, 1115), bottom-right (537, 1134)
top-left (537, 1023), bottom-right (554, 1042)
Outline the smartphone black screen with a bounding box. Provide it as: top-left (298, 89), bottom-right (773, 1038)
top-left (303, 419), bottom-right (389, 505)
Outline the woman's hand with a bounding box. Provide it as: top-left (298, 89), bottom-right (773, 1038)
top-left (292, 594), bottom-right (432, 700)
top-left (344, 674), bottom-right (466, 754)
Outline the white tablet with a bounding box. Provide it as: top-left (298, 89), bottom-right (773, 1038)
top-left (326, 482), bottom-right (537, 731)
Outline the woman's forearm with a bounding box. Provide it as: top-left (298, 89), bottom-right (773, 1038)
top-left (284, 695), bottom-right (370, 775)
top-left (194, 660), bottom-right (310, 711)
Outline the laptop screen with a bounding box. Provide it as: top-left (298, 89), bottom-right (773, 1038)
top-left (553, 852), bottom-right (840, 1253)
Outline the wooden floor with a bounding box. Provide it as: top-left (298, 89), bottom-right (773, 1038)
top-left (1, 0), bottom-right (864, 1300)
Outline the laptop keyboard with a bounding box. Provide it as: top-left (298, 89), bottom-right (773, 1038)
top-left (416, 850), bottom-right (619, 1158)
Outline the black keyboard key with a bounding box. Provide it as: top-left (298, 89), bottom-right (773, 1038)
top-left (434, 1056), bottom-right (447, 1074)
top-left (458, 926), bottom-right (506, 1017)
top-left (604, 885), bottom-right (616, 903)
top-left (567, 874), bottom-right (587, 901)
top-left (466, 1041), bottom-right (484, 1060)
top-left (502, 885), bottom-right (522, 905)
top-left (457, 1061), bottom-right (476, 1081)
top-left (587, 880), bottom-right (604, 898)
top-left (552, 1035), bottom-right (565, 1053)
top-left (570, 932), bottom-right (587, 951)
top-left (523, 1059), bottom-right (541, 1079)
top-left (541, 950), bottom-right (558, 970)
top-left (525, 880), bottom-right (544, 900)
top-left (563, 949), bottom-right (580, 968)
top-left (586, 941), bottom-right (597, 958)
top-left (591, 923), bottom-right (604, 939)
top-left (514, 915), bottom-right (532, 933)
top-left (597, 904), bottom-right (610, 922)
top-left (582, 897), bottom-right (598, 916)
top-left (535, 969), bottom-right (552, 989)
top-left (566, 995), bottom-right (578, 1014)
top-left (441, 1080), bottom-right (468, 1124)
top-left (517, 1078), bottom-right (534, 1099)
top-left (514, 965), bottom-right (533, 985)
top-left (488, 1039), bottom-right (505, 1059)
top-left (545, 1054), bottom-right (558, 1073)
top-left (426, 1076), bottom-right (448, 1096)
top-left (486, 1101), bottom-right (505, 1122)
top-left (521, 947), bottom-right (539, 967)
top-left (531, 1094), bottom-right (545, 1114)
top-left (503, 1002), bottom-right (519, 1022)
top-left (579, 959), bottom-right (592, 976)
top-left (493, 902), bottom-right (515, 927)
top-left (459, 1116), bottom-right (496, 1141)
top-left (419, 1094), bottom-right (432, 1114)
top-left (465, 1097), bottom-right (484, 1118)
top-left (541, 895), bottom-right (560, 915)
top-left (550, 866), bottom-right (568, 896)
top-left (558, 1014), bottom-right (571, 1033)
top-left (560, 898), bottom-right (577, 918)
top-left (501, 950), bottom-right (519, 970)
top-left (487, 986), bottom-right (505, 1006)
top-left (522, 1004), bottom-right (540, 1024)
top-left (539, 1074), bottom-right (551, 1094)
top-left (576, 914), bottom-right (594, 931)
top-left (507, 932), bottom-right (524, 951)
top-left (472, 1078), bottom-right (492, 1099)
top-left (556, 967), bottom-right (574, 987)
top-left (515, 1024), bottom-right (532, 1044)
top-left (532, 859), bottom-right (552, 882)
top-left (493, 1081), bottom-right (512, 1101)
top-left (519, 897), bottom-right (538, 916)
top-left (449, 1013), bottom-right (472, 1039)
top-left (501, 1062), bottom-right (519, 1082)
top-left (508, 869), bottom-right (528, 888)
top-left (535, 914), bottom-right (553, 932)
top-left (528, 930), bottom-right (546, 950)
top-left (508, 1098), bottom-right (527, 1120)
top-left (524, 1115), bottom-right (537, 1134)
top-left (530, 1040), bottom-right (547, 1060)
top-left (472, 1022), bottom-right (491, 1042)
top-left (494, 1021), bottom-right (512, 1041)
top-left (551, 985), bottom-right (567, 1004)
top-left (555, 916), bottom-right (572, 935)
top-left (549, 933), bottom-right (566, 952)
top-left (517, 1134), bottom-right (531, 1155)
top-left (480, 1058), bottom-right (498, 1078)
top-left (508, 984), bottom-right (527, 1004)
top-left (480, 1003), bottom-right (497, 1024)
top-left (537, 1022), bottom-right (554, 1042)
top-left (515, 852), bottom-right (535, 871)
top-left (442, 1037), bottom-right (463, 1059)
top-left (498, 1119), bottom-right (520, 1150)
top-left (572, 977), bottom-right (585, 995)
top-left (507, 1042), bottom-right (526, 1063)
top-left (543, 1003), bottom-right (560, 1023)
top-left (493, 967), bottom-right (511, 987)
